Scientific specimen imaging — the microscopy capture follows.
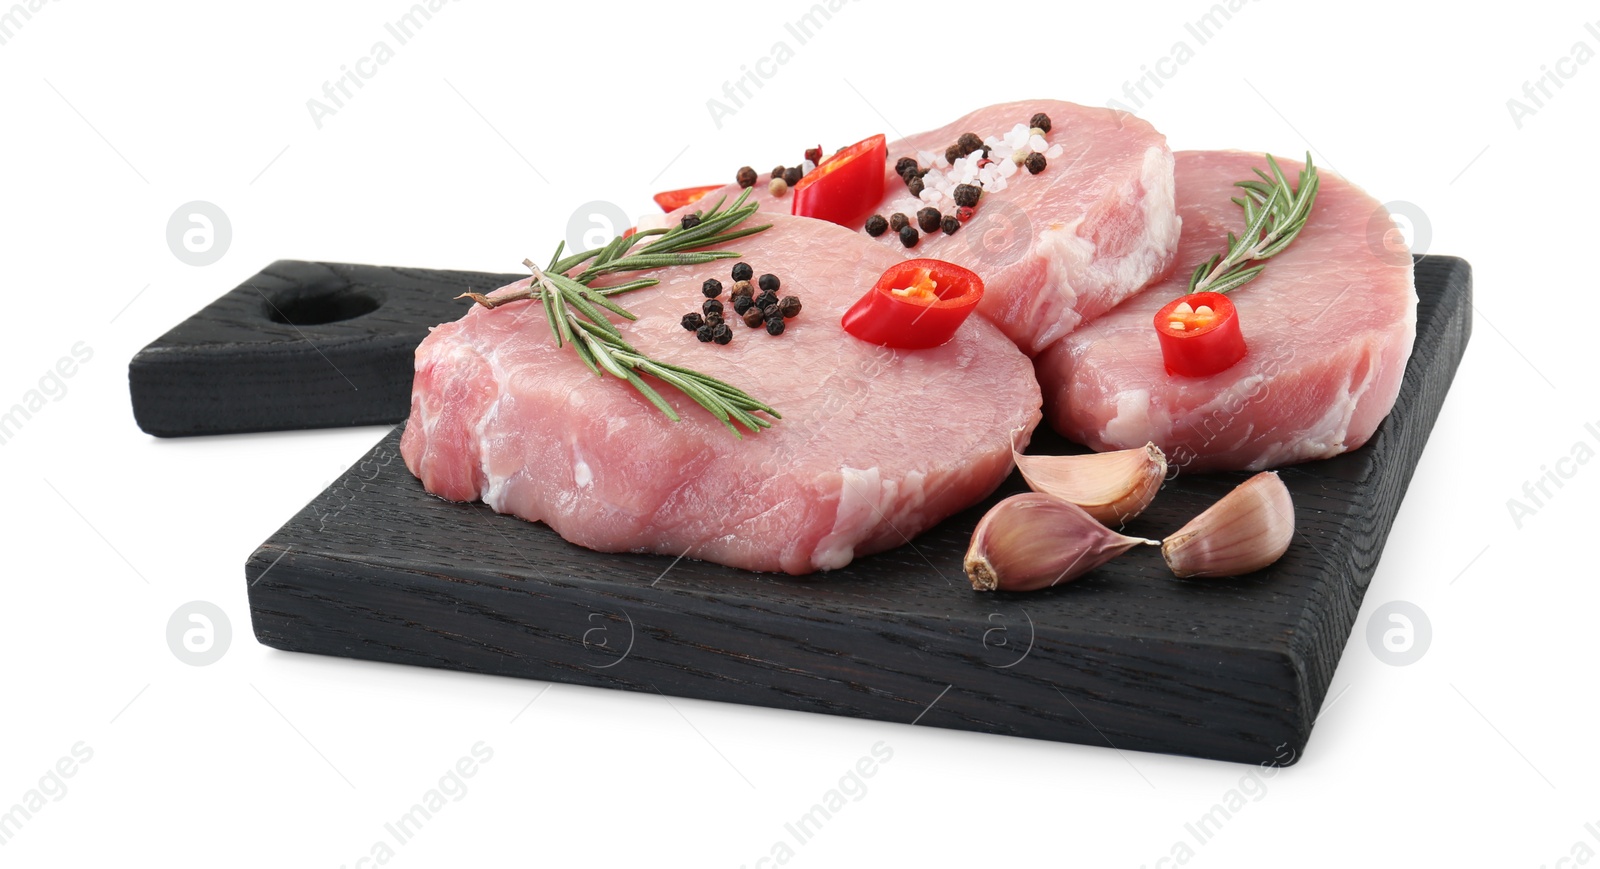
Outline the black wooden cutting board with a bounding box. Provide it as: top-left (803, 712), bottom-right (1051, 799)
top-left (246, 255), bottom-right (1470, 766)
top-left (129, 260), bottom-right (522, 436)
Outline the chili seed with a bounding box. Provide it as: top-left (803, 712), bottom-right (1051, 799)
top-left (733, 294), bottom-right (754, 315)
top-left (865, 214), bottom-right (889, 237)
top-left (695, 324), bottom-right (714, 342)
top-left (769, 177), bottom-right (788, 197)
top-left (941, 215), bottom-right (960, 235)
top-left (736, 166), bottom-right (757, 188)
top-left (742, 307), bottom-right (766, 328)
top-left (907, 175), bottom-right (925, 198)
top-left (917, 207), bottom-right (941, 233)
top-left (805, 146), bottom-right (823, 164)
top-left (702, 278), bottom-right (723, 298)
top-left (1025, 152), bottom-right (1047, 174)
top-left (681, 312), bottom-right (705, 331)
top-left (895, 156), bottom-right (919, 178)
top-left (778, 296), bottom-right (802, 318)
top-left (956, 205), bottom-right (975, 222)
top-left (758, 273), bottom-right (780, 292)
top-left (681, 213), bottom-right (702, 230)
top-left (957, 132), bottom-right (984, 156)
top-left (953, 184), bottom-right (980, 207)
top-left (889, 212), bottom-right (909, 232)
top-left (765, 316), bottom-right (786, 336)
top-left (783, 166), bottom-right (802, 186)
top-left (898, 225), bottom-right (919, 248)
top-left (712, 323), bottom-right (733, 345)
top-left (703, 298), bottom-right (724, 317)
top-left (731, 262), bottom-right (753, 282)
top-left (1030, 112), bottom-right (1052, 133)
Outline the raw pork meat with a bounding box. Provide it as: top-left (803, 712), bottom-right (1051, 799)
top-left (402, 214), bottom-right (1042, 574)
top-left (1037, 151), bottom-right (1417, 473)
top-left (671, 99), bottom-right (1180, 356)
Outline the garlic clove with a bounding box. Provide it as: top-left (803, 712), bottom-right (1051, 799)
top-left (965, 493), bottom-right (1158, 592)
top-left (1161, 471), bottom-right (1295, 578)
top-left (1011, 431), bottom-right (1168, 526)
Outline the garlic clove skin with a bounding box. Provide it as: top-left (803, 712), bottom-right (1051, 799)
top-left (1011, 431), bottom-right (1167, 526)
top-left (965, 493), bottom-right (1158, 592)
top-left (1161, 471), bottom-right (1295, 578)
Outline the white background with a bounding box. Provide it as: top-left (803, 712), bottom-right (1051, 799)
top-left (2, 1), bottom-right (1596, 866)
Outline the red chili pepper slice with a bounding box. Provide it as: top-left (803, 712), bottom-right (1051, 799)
top-left (791, 133), bottom-right (887, 228)
top-left (841, 259), bottom-right (985, 350)
top-left (1153, 291), bottom-right (1247, 377)
top-left (652, 184), bottom-right (723, 212)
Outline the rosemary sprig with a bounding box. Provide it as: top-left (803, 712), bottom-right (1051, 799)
top-left (456, 189), bottom-right (779, 436)
top-left (1187, 152), bottom-right (1320, 295)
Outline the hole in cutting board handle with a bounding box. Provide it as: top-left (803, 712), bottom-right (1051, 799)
top-left (264, 280), bottom-right (382, 325)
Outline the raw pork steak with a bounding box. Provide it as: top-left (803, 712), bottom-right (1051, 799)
top-left (1037, 151), bottom-right (1416, 473)
top-left (401, 213), bottom-right (1042, 574)
top-left (672, 99), bottom-right (1180, 356)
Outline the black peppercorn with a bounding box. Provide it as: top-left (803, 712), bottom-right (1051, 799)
top-left (865, 214), bottom-right (889, 237)
top-left (778, 296), bottom-right (802, 318)
top-left (695, 324), bottom-right (714, 342)
top-left (703, 298), bottom-right (724, 317)
top-left (755, 290), bottom-right (778, 311)
top-left (712, 323), bottom-right (733, 345)
top-left (946, 144), bottom-right (964, 164)
top-left (953, 184), bottom-right (980, 208)
top-left (940, 215), bottom-right (960, 235)
top-left (731, 262), bottom-right (753, 282)
top-left (681, 312), bottom-right (705, 331)
top-left (742, 306), bottom-right (766, 328)
top-left (957, 132), bottom-right (984, 156)
top-left (898, 225), bottom-right (918, 248)
top-left (889, 212), bottom-right (909, 232)
top-left (765, 315), bottom-right (786, 336)
top-left (805, 146), bottom-right (823, 164)
top-left (736, 166), bottom-right (757, 188)
top-left (704, 310), bottom-right (724, 327)
top-left (772, 165), bottom-right (786, 181)
top-left (895, 156), bottom-right (919, 178)
top-left (702, 278), bottom-right (723, 298)
top-left (1030, 112), bottom-right (1052, 133)
top-left (681, 213), bottom-right (701, 230)
top-left (1025, 152), bottom-right (1047, 175)
top-left (917, 207), bottom-right (941, 233)
top-left (783, 166), bottom-right (802, 186)
top-left (732, 294), bottom-right (754, 315)
top-left (907, 176), bottom-right (925, 198)
top-left (758, 273), bottom-right (780, 292)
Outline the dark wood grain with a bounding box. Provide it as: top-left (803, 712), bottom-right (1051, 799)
top-left (246, 255), bottom-right (1471, 766)
top-left (128, 260), bottom-right (522, 436)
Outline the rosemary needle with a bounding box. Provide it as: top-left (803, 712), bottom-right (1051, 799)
top-left (456, 189), bottom-right (779, 436)
top-left (1187, 152), bottom-right (1320, 296)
